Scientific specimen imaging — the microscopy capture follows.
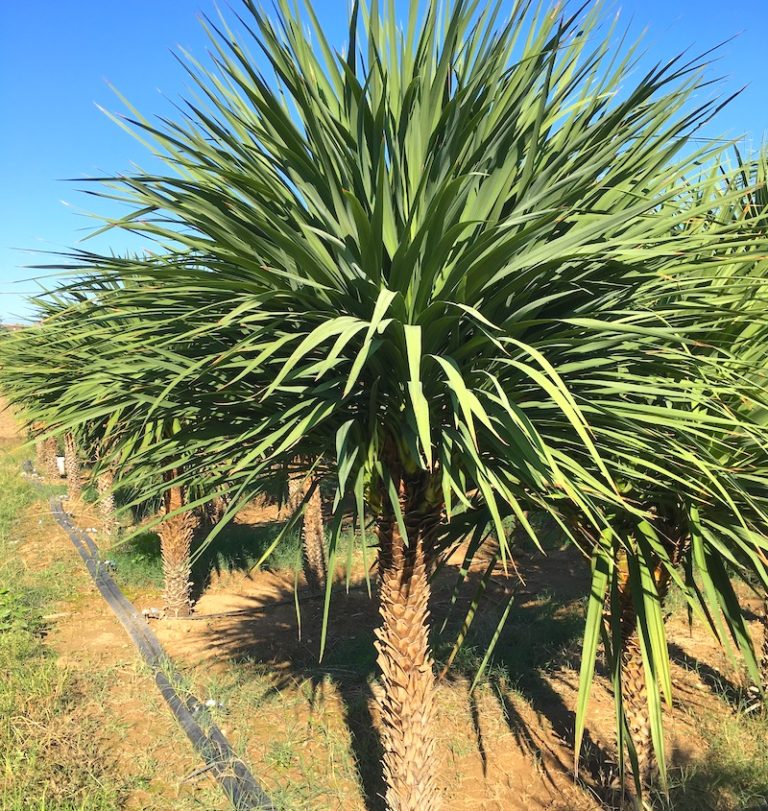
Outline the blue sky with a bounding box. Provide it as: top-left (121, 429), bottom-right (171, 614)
top-left (1, 0), bottom-right (766, 322)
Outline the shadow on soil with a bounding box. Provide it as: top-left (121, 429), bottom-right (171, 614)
top-left (109, 512), bottom-right (751, 811)
top-left (152, 527), bottom-right (636, 810)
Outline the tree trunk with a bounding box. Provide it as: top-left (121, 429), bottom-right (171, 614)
top-left (32, 423), bottom-right (50, 476)
top-left (97, 469), bottom-right (117, 536)
top-left (374, 466), bottom-right (441, 811)
top-left (302, 481), bottom-right (326, 594)
top-left (201, 494), bottom-right (229, 530)
top-left (760, 597), bottom-right (768, 695)
top-left (281, 466), bottom-right (304, 520)
top-left (615, 527), bottom-right (684, 791)
top-left (64, 432), bottom-right (81, 502)
top-left (282, 461), bottom-right (327, 594)
top-left (159, 483), bottom-right (198, 617)
top-left (35, 437), bottom-right (47, 474)
top-left (41, 437), bottom-right (59, 478)
top-left (616, 551), bottom-right (655, 790)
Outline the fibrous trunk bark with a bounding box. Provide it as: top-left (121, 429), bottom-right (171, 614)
top-left (616, 528), bottom-right (684, 791)
top-left (760, 597), bottom-right (768, 695)
top-left (32, 423), bottom-right (51, 476)
top-left (282, 467), bottom-right (304, 520)
top-left (616, 551), bottom-right (655, 790)
top-left (64, 432), bottom-right (81, 502)
top-left (375, 466), bottom-right (441, 811)
top-left (302, 481), bottom-right (326, 594)
top-left (35, 437), bottom-right (47, 475)
top-left (44, 438), bottom-right (59, 478)
top-left (97, 469), bottom-right (117, 536)
top-left (201, 494), bottom-right (229, 530)
top-left (282, 461), bottom-right (327, 593)
top-left (159, 482), bottom-right (198, 617)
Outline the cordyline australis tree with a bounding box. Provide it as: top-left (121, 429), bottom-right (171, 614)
top-left (554, 153), bottom-right (768, 795)
top-left (0, 294), bottom-right (222, 616)
top-left (699, 150), bottom-right (768, 698)
top-left (5, 1), bottom-right (768, 807)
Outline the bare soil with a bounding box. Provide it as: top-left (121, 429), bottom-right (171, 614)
top-left (6, 400), bottom-right (766, 810)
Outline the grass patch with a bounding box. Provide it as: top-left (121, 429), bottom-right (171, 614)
top-left (108, 513), bottom-right (371, 596)
top-left (656, 701), bottom-right (768, 810)
top-left (108, 530), bottom-right (165, 594)
top-left (0, 441), bottom-right (132, 810)
top-left (106, 520), bottom-right (305, 595)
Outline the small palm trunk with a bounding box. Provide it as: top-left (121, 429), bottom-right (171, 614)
top-left (159, 485), bottom-right (199, 617)
top-left (375, 512), bottom-right (440, 811)
top-left (302, 482), bottom-right (326, 594)
top-left (64, 433), bottom-right (82, 502)
top-left (43, 437), bottom-right (59, 478)
top-left (202, 495), bottom-right (229, 529)
top-left (97, 470), bottom-right (117, 536)
top-left (159, 512), bottom-right (198, 617)
top-left (35, 438), bottom-right (47, 474)
top-left (616, 552), bottom-right (673, 792)
top-left (620, 631), bottom-right (654, 788)
top-left (760, 597), bottom-right (768, 696)
top-left (281, 466), bottom-right (304, 520)
top-left (616, 550), bottom-right (656, 791)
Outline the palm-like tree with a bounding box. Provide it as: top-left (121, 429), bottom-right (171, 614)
top-left (4, 2), bottom-right (768, 808)
top-left (282, 460), bottom-right (328, 593)
top-left (569, 153), bottom-right (768, 793)
top-left (0, 293), bottom-right (218, 616)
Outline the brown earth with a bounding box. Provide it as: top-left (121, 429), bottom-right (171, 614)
top-left (5, 400), bottom-right (766, 811)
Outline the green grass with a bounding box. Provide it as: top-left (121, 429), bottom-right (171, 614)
top-left (0, 441), bottom-right (130, 810)
top-left (653, 698), bottom-right (768, 810)
top-left (107, 530), bottom-right (166, 593)
top-left (108, 514), bottom-right (371, 596)
top-left (107, 521), bottom-right (306, 595)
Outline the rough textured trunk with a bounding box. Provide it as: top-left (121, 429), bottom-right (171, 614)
top-left (616, 526), bottom-right (684, 791)
top-left (32, 423), bottom-right (50, 475)
top-left (35, 437), bottom-right (47, 475)
top-left (281, 461), bottom-right (327, 593)
top-left (374, 464), bottom-right (441, 811)
top-left (281, 466), bottom-right (304, 520)
top-left (760, 597), bottom-right (768, 695)
top-left (302, 481), bottom-right (326, 593)
top-left (64, 432), bottom-right (81, 502)
top-left (159, 483), bottom-right (199, 617)
top-left (97, 469), bottom-right (117, 536)
top-left (201, 494), bottom-right (229, 530)
top-left (41, 437), bottom-right (59, 478)
top-left (616, 552), bottom-right (654, 789)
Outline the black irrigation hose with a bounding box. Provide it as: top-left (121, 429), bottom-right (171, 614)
top-left (47, 497), bottom-right (275, 811)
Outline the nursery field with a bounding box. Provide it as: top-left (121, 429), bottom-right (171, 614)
top-left (3, 402), bottom-right (768, 811)
top-left (4, 1), bottom-right (768, 810)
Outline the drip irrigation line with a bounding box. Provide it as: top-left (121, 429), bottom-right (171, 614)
top-left (47, 497), bottom-right (275, 811)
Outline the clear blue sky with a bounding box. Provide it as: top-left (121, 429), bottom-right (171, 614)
top-left (1, 1), bottom-right (766, 322)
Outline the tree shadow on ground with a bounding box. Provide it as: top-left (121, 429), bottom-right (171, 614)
top-left (667, 642), bottom-right (749, 710)
top-left (153, 536), bottom-right (635, 810)
top-left (434, 546), bottom-right (626, 809)
top-left (190, 519), bottom-right (292, 603)
top-left (647, 742), bottom-right (768, 811)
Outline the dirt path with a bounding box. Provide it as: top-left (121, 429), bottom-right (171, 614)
top-left (25, 511), bottom-right (229, 809)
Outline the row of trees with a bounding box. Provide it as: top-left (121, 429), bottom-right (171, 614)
top-left (3, 2), bottom-right (768, 808)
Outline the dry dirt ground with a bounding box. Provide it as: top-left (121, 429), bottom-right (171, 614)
top-left (4, 403), bottom-right (768, 810)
